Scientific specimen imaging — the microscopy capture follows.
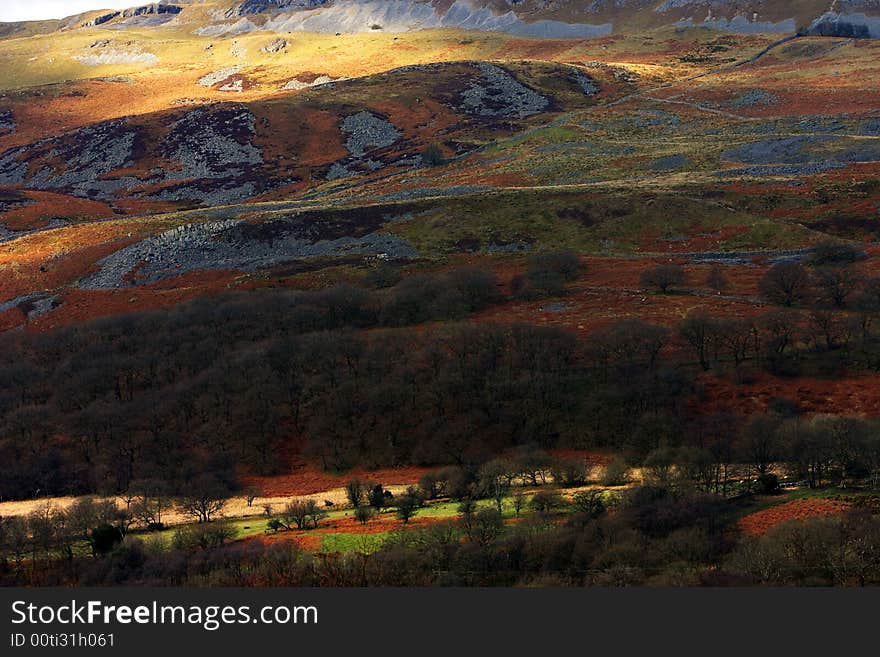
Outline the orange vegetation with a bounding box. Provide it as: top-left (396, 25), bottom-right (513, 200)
top-left (738, 498), bottom-right (850, 536)
top-left (241, 462), bottom-right (432, 498)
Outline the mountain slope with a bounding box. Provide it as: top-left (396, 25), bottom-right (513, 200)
top-left (4, 1), bottom-right (880, 38)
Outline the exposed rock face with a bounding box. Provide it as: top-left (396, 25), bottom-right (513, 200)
top-left (0, 120), bottom-right (141, 198)
top-left (195, 19), bottom-right (258, 36)
top-left (74, 50), bottom-right (160, 66)
top-left (0, 105), bottom-right (271, 206)
top-left (570, 70), bottom-right (600, 96)
top-left (0, 293), bottom-right (59, 320)
top-left (259, 0), bottom-right (612, 37)
top-left (260, 37), bottom-right (288, 52)
top-left (79, 218), bottom-right (419, 288)
top-left (0, 148), bottom-right (27, 186)
top-left (0, 110), bottom-right (15, 134)
top-left (460, 62), bottom-right (549, 119)
top-left (282, 74), bottom-right (338, 90)
top-left (719, 134), bottom-right (880, 178)
top-left (325, 111), bottom-right (403, 180)
top-left (646, 153), bottom-right (690, 171)
top-left (806, 12), bottom-right (880, 38)
top-left (226, 0), bottom-right (328, 18)
top-left (722, 136), bottom-right (880, 165)
top-left (69, 0), bottom-right (880, 39)
top-left (724, 89), bottom-right (778, 109)
top-left (121, 4), bottom-right (182, 18)
top-left (84, 12), bottom-right (120, 27)
top-left (340, 111), bottom-right (401, 158)
top-left (197, 66), bottom-right (245, 87)
top-left (160, 106), bottom-right (263, 181)
top-left (219, 79), bottom-right (245, 92)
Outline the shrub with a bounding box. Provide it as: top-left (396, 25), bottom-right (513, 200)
top-left (529, 490), bottom-right (564, 514)
top-left (550, 458), bottom-right (588, 487)
top-left (521, 251), bottom-right (584, 298)
top-left (421, 143), bottom-right (445, 166)
top-left (354, 506), bottom-right (375, 525)
top-left (601, 458), bottom-right (631, 486)
top-left (756, 473), bottom-right (781, 495)
top-left (809, 241), bottom-right (862, 266)
top-left (572, 490), bottom-right (606, 519)
top-left (90, 524), bottom-right (124, 555)
top-left (395, 487), bottom-right (423, 524)
top-left (172, 523), bottom-right (236, 550)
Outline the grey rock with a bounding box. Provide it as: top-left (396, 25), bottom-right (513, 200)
top-left (260, 37), bottom-right (288, 53)
top-left (79, 218), bottom-right (419, 288)
top-left (717, 163), bottom-right (846, 178)
top-left (0, 293), bottom-right (59, 320)
top-left (647, 153), bottom-right (691, 171)
top-left (197, 66), bottom-right (244, 87)
top-left (460, 63), bottom-right (549, 119)
top-left (121, 4), bottom-right (181, 18)
top-left (571, 70), bottom-right (600, 96)
top-left (159, 106), bottom-right (262, 181)
top-left (340, 111), bottom-right (401, 158)
top-left (724, 89), bottom-right (778, 109)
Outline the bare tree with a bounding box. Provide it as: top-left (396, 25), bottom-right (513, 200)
top-left (718, 318), bottom-right (755, 367)
top-left (641, 263), bottom-right (687, 294)
top-left (479, 460), bottom-right (511, 514)
top-left (281, 500), bottom-right (312, 530)
top-left (759, 262), bottom-right (812, 307)
top-left (345, 478), bottom-right (366, 508)
top-left (592, 319), bottom-right (669, 371)
top-left (759, 309), bottom-right (799, 355)
top-left (512, 490), bottom-right (526, 517)
top-left (678, 312), bottom-right (719, 371)
top-left (131, 479), bottom-right (170, 529)
top-left (814, 265), bottom-right (864, 308)
top-left (178, 476), bottom-right (229, 523)
top-left (706, 264), bottom-right (729, 294)
top-left (244, 486), bottom-right (261, 508)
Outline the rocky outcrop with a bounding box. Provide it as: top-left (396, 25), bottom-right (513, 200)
top-left (460, 62), bottom-right (549, 119)
top-left (0, 104), bottom-right (271, 206)
top-left (260, 37), bottom-right (287, 52)
top-left (0, 293), bottom-right (59, 319)
top-left (340, 111), bottom-right (401, 158)
top-left (83, 12), bottom-right (120, 27)
top-left (160, 105), bottom-right (263, 180)
top-left (121, 4), bottom-right (182, 18)
top-left (75, 50), bottom-right (160, 66)
top-left (0, 119), bottom-right (141, 198)
top-left (258, 0), bottom-right (611, 37)
top-left (326, 111), bottom-right (403, 180)
top-left (197, 66), bottom-right (244, 87)
top-left (570, 70), bottom-right (600, 96)
top-left (282, 74), bottom-right (339, 90)
top-left (225, 0), bottom-right (328, 18)
top-left (0, 110), bottom-right (15, 135)
top-left (79, 218), bottom-right (419, 288)
top-left (805, 13), bottom-right (880, 38)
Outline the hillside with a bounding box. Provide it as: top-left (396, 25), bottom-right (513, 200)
top-left (0, 21), bottom-right (877, 322)
top-left (7, 1), bottom-right (880, 39)
top-left (2, 0), bottom-right (880, 596)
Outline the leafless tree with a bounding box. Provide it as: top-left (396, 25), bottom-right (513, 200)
top-left (641, 263), bottom-right (687, 294)
top-left (178, 476), bottom-right (229, 523)
top-left (706, 264), bottom-right (729, 293)
top-left (759, 262), bottom-right (812, 306)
